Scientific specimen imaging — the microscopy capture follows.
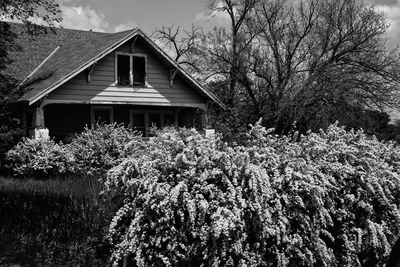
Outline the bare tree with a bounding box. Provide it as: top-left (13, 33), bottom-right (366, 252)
top-left (250, 0), bottom-right (400, 131)
top-left (204, 0), bottom-right (400, 132)
top-left (153, 0), bottom-right (400, 135)
top-left (206, 0), bottom-right (259, 106)
top-left (152, 25), bottom-right (203, 73)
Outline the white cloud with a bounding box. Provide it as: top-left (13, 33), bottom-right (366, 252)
top-left (114, 21), bottom-right (138, 32)
top-left (375, 1), bottom-right (400, 45)
top-left (195, 1), bottom-right (230, 26)
top-left (59, 4), bottom-right (109, 32)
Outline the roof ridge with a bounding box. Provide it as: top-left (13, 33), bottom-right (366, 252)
top-left (6, 21), bottom-right (138, 35)
top-left (5, 21), bottom-right (109, 35)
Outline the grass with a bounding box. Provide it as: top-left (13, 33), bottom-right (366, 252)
top-left (0, 175), bottom-right (113, 266)
top-left (0, 175), bottom-right (103, 202)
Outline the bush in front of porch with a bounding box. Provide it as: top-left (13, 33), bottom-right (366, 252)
top-left (6, 137), bottom-right (74, 179)
top-left (5, 123), bottom-right (145, 179)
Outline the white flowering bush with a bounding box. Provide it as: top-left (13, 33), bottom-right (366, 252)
top-left (70, 123), bottom-right (143, 178)
top-left (106, 123), bottom-right (400, 266)
top-left (6, 138), bottom-right (74, 178)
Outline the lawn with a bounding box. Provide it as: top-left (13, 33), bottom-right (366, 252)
top-left (0, 176), bottom-right (112, 266)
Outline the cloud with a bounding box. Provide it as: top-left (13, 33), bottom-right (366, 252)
top-left (194, 1), bottom-right (230, 26)
top-left (375, 0), bottom-right (400, 45)
top-left (114, 21), bottom-right (139, 32)
top-left (371, 0), bottom-right (397, 5)
top-left (59, 4), bottom-right (109, 32)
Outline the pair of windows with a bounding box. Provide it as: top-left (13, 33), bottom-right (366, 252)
top-left (91, 107), bottom-right (176, 137)
top-left (116, 53), bottom-right (146, 86)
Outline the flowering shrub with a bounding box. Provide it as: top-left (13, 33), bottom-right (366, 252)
top-left (70, 123), bottom-right (143, 178)
top-left (6, 124), bottom-right (145, 179)
top-left (105, 123), bottom-right (400, 266)
top-left (6, 138), bottom-right (74, 179)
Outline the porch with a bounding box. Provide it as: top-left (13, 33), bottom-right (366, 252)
top-left (26, 104), bottom-right (207, 141)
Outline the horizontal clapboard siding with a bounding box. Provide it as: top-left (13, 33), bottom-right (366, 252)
top-left (47, 40), bottom-right (206, 105)
top-left (47, 95), bottom-right (200, 103)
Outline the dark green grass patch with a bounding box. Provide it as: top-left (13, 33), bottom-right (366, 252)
top-left (0, 176), bottom-right (113, 266)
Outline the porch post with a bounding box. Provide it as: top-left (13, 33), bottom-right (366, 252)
top-left (30, 105), bottom-right (49, 140)
top-left (174, 109), bottom-right (180, 127)
top-left (21, 109), bottom-right (27, 137)
top-left (196, 108), bottom-right (207, 130)
top-left (201, 104), bottom-right (215, 137)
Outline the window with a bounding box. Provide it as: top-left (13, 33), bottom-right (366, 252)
top-left (130, 110), bottom-right (176, 137)
top-left (91, 106), bottom-right (113, 126)
top-left (133, 56), bottom-right (146, 84)
top-left (116, 52), bottom-right (147, 86)
top-left (117, 55), bottom-right (130, 85)
top-left (131, 112), bottom-right (146, 136)
top-left (164, 113), bottom-right (176, 127)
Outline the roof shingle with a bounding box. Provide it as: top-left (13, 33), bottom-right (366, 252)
top-left (3, 23), bottom-right (107, 80)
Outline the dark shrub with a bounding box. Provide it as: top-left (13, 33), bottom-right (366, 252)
top-left (0, 124), bottom-right (24, 174)
top-left (106, 123), bottom-right (400, 266)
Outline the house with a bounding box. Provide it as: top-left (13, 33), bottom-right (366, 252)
top-left (3, 23), bottom-right (224, 140)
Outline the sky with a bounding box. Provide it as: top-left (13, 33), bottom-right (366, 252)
top-left (56, 0), bottom-right (228, 34)
top-left (373, 0), bottom-right (400, 45)
top-left (54, 0), bottom-right (400, 45)
top-left (2, 0), bottom-right (391, 46)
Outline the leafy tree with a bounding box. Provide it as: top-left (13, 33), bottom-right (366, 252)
top-left (0, 0), bottom-right (61, 171)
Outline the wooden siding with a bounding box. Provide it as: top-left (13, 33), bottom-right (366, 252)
top-left (46, 39), bottom-right (207, 107)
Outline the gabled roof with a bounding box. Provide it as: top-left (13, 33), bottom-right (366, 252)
top-left (4, 23), bottom-right (106, 80)
top-left (3, 23), bottom-right (225, 109)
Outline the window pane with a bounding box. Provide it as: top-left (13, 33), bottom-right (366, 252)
top-left (164, 113), bottom-right (175, 127)
top-left (132, 113), bottom-right (145, 136)
top-left (117, 55), bottom-right (130, 85)
top-left (132, 56), bottom-right (145, 84)
top-left (94, 110), bottom-right (111, 125)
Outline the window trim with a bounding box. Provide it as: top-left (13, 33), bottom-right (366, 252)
top-left (91, 106), bottom-right (114, 126)
top-left (130, 109), bottom-right (176, 137)
top-left (115, 52), bottom-right (148, 87)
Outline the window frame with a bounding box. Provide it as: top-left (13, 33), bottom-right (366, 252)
top-left (91, 106), bottom-right (114, 126)
top-left (115, 52), bottom-right (147, 87)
